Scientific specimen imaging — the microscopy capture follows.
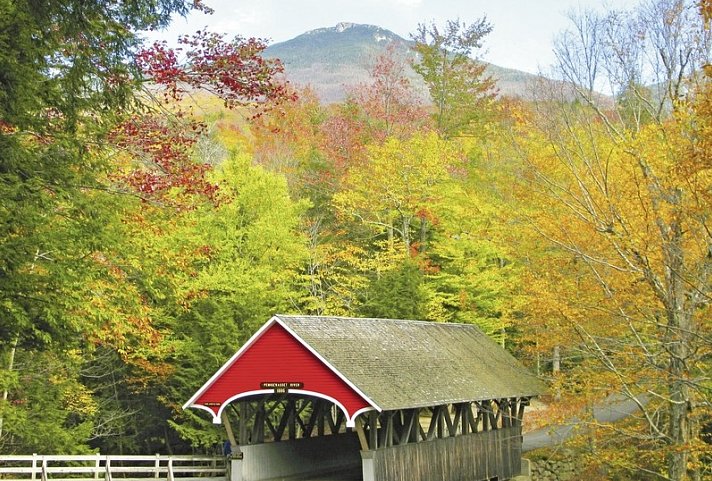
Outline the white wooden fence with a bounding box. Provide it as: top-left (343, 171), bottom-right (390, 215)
top-left (0, 455), bottom-right (227, 481)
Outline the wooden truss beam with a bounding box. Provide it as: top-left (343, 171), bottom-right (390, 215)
top-left (355, 397), bottom-right (529, 451)
top-left (227, 395), bottom-right (530, 449)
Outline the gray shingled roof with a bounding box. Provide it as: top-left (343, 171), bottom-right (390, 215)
top-left (277, 315), bottom-right (544, 411)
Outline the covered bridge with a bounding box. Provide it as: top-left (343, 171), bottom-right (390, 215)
top-left (184, 315), bottom-right (543, 481)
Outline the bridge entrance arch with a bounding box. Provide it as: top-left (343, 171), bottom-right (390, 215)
top-left (219, 392), bottom-right (362, 480)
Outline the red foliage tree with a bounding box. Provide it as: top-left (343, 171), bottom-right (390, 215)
top-left (320, 43), bottom-right (430, 176)
top-left (136, 31), bottom-right (296, 110)
top-left (345, 43), bottom-right (430, 142)
top-left (114, 30), bottom-right (298, 203)
top-left (110, 114), bottom-right (218, 203)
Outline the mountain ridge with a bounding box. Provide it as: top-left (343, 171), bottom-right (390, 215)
top-left (263, 22), bottom-right (543, 103)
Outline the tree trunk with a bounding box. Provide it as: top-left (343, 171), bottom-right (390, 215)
top-left (402, 217), bottom-right (411, 255)
top-left (666, 309), bottom-right (691, 481)
top-left (553, 346), bottom-right (561, 401)
top-left (689, 409), bottom-right (701, 481)
top-left (419, 217), bottom-right (428, 253)
top-left (0, 336), bottom-right (18, 440)
top-left (536, 348), bottom-right (541, 377)
top-left (664, 221), bottom-right (691, 481)
top-left (552, 345), bottom-right (561, 374)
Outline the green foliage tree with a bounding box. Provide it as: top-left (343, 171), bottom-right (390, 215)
top-left (157, 152), bottom-right (310, 448)
top-left (2, 349), bottom-right (95, 454)
top-left (615, 81), bottom-right (656, 130)
top-left (359, 260), bottom-right (427, 319)
top-left (426, 187), bottom-right (520, 343)
top-left (410, 18), bottom-right (497, 138)
top-left (0, 0), bottom-right (204, 450)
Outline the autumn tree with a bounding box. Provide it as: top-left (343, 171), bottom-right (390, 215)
top-left (333, 132), bottom-right (461, 255)
top-left (124, 30), bottom-right (294, 203)
top-left (0, 0), bottom-right (296, 452)
top-left (345, 43), bottom-right (430, 142)
top-left (0, 0), bottom-right (213, 452)
top-left (100, 32), bottom-right (298, 452)
top-left (249, 54), bottom-right (423, 319)
top-left (410, 18), bottom-right (497, 138)
top-left (148, 151), bottom-right (309, 448)
top-left (517, 1), bottom-right (711, 479)
top-left (137, 31), bottom-right (293, 112)
top-left (249, 86), bottom-right (338, 207)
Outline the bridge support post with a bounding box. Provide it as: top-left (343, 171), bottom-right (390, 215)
top-left (229, 455), bottom-right (243, 481)
top-left (360, 450), bottom-right (375, 481)
top-left (512, 458), bottom-right (532, 480)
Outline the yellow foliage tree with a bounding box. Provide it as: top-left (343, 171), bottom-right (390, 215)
top-left (333, 131), bottom-right (460, 255)
top-left (514, 2), bottom-right (711, 478)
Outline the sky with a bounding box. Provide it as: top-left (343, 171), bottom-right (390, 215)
top-left (150, 0), bottom-right (641, 75)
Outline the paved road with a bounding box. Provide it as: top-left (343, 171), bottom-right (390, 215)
top-left (276, 469), bottom-right (360, 481)
top-left (522, 394), bottom-right (646, 452)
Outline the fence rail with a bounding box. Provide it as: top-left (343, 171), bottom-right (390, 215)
top-left (0, 455), bottom-right (227, 481)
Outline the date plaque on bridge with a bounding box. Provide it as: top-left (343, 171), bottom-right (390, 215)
top-left (261, 382), bottom-right (303, 393)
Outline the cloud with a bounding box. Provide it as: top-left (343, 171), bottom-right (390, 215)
top-left (210, 7), bottom-right (266, 34)
top-left (383, 0), bottom-right (424, 8)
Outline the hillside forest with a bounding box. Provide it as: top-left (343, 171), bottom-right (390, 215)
top-left (1, 0), bottom-right (711, 480)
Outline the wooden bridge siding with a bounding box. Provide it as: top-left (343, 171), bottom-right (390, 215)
top-left (368, 425), bottom-right (522, 481)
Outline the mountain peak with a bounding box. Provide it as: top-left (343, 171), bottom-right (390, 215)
top-left (301, 22), bottom-right (399, 39)
top-left (335, 22), bottom-right (356, 32)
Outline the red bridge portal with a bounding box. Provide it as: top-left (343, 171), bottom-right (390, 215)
top-left (185, 316), bottom-right (376, 427)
